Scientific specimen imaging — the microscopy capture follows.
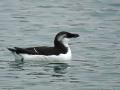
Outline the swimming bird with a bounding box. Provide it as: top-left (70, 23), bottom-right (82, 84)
top-left (8, 31), bottom-right (79, 63)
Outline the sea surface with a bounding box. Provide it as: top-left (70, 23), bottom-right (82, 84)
top-left (0, 0), bottom-right (120, 90)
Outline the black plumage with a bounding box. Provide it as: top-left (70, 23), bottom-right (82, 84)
top-left (8, 46), bottom-right (67, 55)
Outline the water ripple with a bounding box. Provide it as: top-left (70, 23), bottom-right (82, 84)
top-left (0, 0), bottom-right (120, 90)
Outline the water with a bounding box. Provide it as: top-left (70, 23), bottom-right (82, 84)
top-left (0, 0), bottom-right (120, 90)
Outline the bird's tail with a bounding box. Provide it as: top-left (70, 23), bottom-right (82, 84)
top-left (7, 48), bottom-right (16, 52)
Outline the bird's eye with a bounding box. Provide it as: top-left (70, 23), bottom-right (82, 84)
top-left (66, 33), bottom-right (71, 38)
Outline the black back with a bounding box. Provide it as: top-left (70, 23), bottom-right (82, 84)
top-left (11, 46), bottom-right (68, 55)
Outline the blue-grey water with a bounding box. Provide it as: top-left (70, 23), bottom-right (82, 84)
top-left (0, 0), bottom-right (120, 90)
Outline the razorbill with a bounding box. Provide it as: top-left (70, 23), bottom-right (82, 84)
top-left (8, 31), bottom-right (79, 63)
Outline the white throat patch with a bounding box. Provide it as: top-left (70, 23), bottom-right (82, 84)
top-left (57, 34), bottom-right (70, 47)
top-left (62, 38), bottom-right (70, 47)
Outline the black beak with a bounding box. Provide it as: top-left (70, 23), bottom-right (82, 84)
top-left (68, 33), bottom-right (79, 38)
top-left (72, 33), bottom-right (79, 38)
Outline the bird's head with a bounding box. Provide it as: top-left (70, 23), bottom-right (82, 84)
top-left (54, 31), bottom-right (79, 47)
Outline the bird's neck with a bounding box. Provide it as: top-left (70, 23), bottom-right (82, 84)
top-left (54, 39), bottom-right (69, 52)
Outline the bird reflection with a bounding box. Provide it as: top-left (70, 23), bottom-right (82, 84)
top-left (9, 61), bottom-right (24, 70)
top-left (53, 63), bottom-right (69, 74)
top-left (9, 60), bottom-right (69, 75)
